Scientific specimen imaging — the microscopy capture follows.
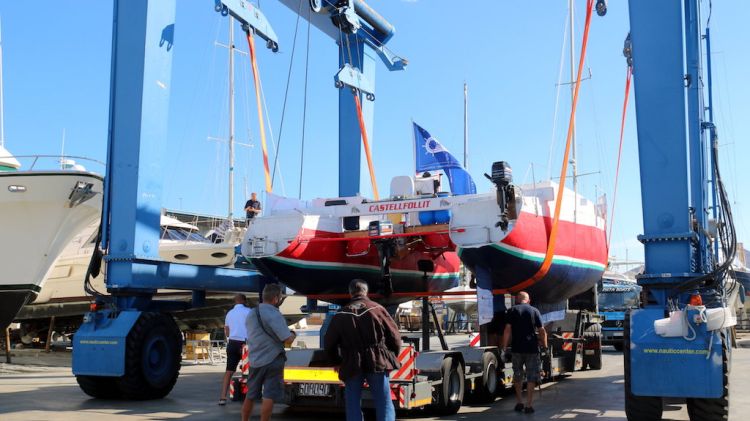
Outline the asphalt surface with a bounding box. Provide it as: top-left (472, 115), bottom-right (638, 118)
top-left (1, 338), bottom-right (748, 420)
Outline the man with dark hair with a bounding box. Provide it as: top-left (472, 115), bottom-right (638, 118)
top-left (502, 291), bottom-right (547, 414)
top-left (324, 279), bottom-right (401, 421)
top-left (241, 284), bottom-right (295, 421)
top-left (219, 293), bottom-right (250, 405)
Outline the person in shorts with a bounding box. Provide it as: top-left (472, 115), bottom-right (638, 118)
top-left (502, 291), bottom-right (547, 414)
top-left (241, 284), bottom-right (295, 421)
top-left (219, 294), bottom-right (250, 405)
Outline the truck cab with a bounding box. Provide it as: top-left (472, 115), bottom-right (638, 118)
top-left (598, 271), bottom-right (641, 351)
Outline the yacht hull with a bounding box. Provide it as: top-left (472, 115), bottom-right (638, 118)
top-left (0, 171), bottom-right (103, 329)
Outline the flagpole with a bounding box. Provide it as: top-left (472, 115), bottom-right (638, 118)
top-left (411, 118), bottom-right (417, 176)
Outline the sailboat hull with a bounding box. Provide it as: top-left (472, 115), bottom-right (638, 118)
top-left (452, 182), bottom-right (608, 309)
top-left (244, 213), bottom-right (461, 306)
top-left (252, 252), bottom-right (461, 306)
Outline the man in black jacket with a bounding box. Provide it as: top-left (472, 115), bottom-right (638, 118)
top-left (324, 279), bottom-right (401, 421)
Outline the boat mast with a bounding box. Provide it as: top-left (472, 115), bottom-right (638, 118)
top-left (463, 82), bottom-right (468, 170)
top-left (0, 17), bottom-right (5, 148)
top-left (569, 0), bottom-right (578, 220)
top-left (228, 16), bottom-right (235, 222)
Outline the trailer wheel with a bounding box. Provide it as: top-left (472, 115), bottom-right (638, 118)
top-left (473, 352), bottom-right (498, 403)
top-left (583, 328), bottom-right (602, 370)
top-left (117, 312), bottom-right (182, 400)
top-left (76, 375), bottom-right (121, 399)
top-left (624, 313), bottom-right (662, 421)
top-left (685, 334), bottom-right (729, 421)
top-left (432, 356), bottom-right (464, 415)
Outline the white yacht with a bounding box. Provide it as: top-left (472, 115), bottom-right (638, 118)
top-left (0, 153), bottom-right (104, 329)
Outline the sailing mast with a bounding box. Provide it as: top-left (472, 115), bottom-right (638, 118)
top-left (463, 82), bottom-right (468, 170)
top-left (569, 0), bottom-right (578, 219)
top-left (228, 16), bottom-right (235, 223)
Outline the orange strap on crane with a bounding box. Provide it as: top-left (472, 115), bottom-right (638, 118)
top-left (511, 0), bottom-right (595, 293)
top-left (246, 32), bottom-right (273, 193)
top-left (352, 91), bottom-right (380, 200)
top-left (607, 65), bottom-right (633, 250)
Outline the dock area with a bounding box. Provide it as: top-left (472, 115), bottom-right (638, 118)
top-left (2, 335), bottom-right (750, 420)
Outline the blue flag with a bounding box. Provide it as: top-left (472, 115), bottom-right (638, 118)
top-left (413, 122), bottom-right (476, 195)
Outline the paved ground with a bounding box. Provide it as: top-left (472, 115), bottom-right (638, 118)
top-left (1, 338), bottom-right (748, 420)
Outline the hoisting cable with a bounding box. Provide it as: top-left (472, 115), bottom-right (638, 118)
top-left (510, 0), bottom-right (595, 293)
top-left (271, 0), bottom-right (304, 190)
top-left (246, 29), bottom-right (273, 193)
top-left (352, 90), bottom-right (380, 200)
top-left (298, 5), bottom-right (312, 199)
top-left (606, 65), bottom-right (633, 250)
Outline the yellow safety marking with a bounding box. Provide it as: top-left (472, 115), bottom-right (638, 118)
top-left (284, 367), bottom-right (343, 383)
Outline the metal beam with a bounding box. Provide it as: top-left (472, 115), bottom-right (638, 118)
top-left (628, 0), bottom-right (692, 276)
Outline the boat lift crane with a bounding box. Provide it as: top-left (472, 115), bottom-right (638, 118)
top-left (625, 1), bottom-right (734, 420)
top-left (72, 0), bottom-right (404, 400)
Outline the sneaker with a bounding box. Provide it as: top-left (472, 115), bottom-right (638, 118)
top-left (524, 406), bottom-right (535, 414)
top-left (514, 403), bottom-right (525, 412)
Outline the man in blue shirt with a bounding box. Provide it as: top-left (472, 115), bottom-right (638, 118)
top-left (502, 291), bottom-right (547, 414)
top-left (241, 284), bottom-right (295, 421)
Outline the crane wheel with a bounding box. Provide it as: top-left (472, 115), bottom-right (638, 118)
top-left (117, 312), bottom-right (182, 400)
top-left (76, 375), bottom-right (121, 399)
top-left (623, 313), bottom-right (663, 421)
top-left (473, 352), bottom-right (498, 403)
top-left (686, 333), bottom-right (729, 421)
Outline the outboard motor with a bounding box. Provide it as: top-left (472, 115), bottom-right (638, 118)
top-left (485, 161), bottom-right (517, 231)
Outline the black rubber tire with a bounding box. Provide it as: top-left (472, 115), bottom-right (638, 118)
top-left (583, 323), bottom-right (603, 370)
top-left (116, 312), bottom-right (182, 400)
top-left (686, 334), bottom-right (729, 421)
top-left (76, 375), bottom-right (121, 399)
top-left (473, 352), bottom-right (498, 403)
top-left (624, 312), bottom-right (663, 421)
top-left (433, 356), bottom-right (464, 415)
top-left (613, 342), bottom-right (624, 352)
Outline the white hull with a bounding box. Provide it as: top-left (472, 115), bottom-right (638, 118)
top-left (0, 171), bottom-right (103, 328)
top-left (32, 223), bottom-right (240, 305)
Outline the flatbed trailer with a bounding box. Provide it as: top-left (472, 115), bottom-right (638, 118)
top-left (280, 343), bottom-right (508, 414)
top-left (272, 292), bottom-right (602, 413)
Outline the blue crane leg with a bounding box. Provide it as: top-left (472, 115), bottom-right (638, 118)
top-left (627, 0), bottom-right (726, 400)
top-left (628, 0), bottom-right (691, 276)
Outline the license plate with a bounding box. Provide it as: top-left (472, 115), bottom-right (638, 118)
top-left (298, 383), bottom-right (332, 397)
top-left (613, 332), bottom-right (623, 337)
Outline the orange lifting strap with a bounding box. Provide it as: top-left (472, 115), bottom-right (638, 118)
top-left (246, 32), bottom-right (273, 193)
top-left (607, 65), bottom-right (633, 250)
top-left (511, 0), bottom-right (595, 293)
top-left (352, 91), bottom-right (380, 200)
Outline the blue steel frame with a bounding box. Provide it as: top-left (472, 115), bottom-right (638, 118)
top-left (73, 0), bottom-right (273, 378)
top-left (278, 0), bottom-right (406, 197)
top-left (627, 0), bottom-right (727, 399)
top-left (100, 0), bottom-right (267, 312)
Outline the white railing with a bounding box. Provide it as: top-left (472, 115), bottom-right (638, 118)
top-left (0, 154), bottom-right (105, 172)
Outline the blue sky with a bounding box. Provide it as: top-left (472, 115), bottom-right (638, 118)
top-left (1, 1), bottom-right (748, 264)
